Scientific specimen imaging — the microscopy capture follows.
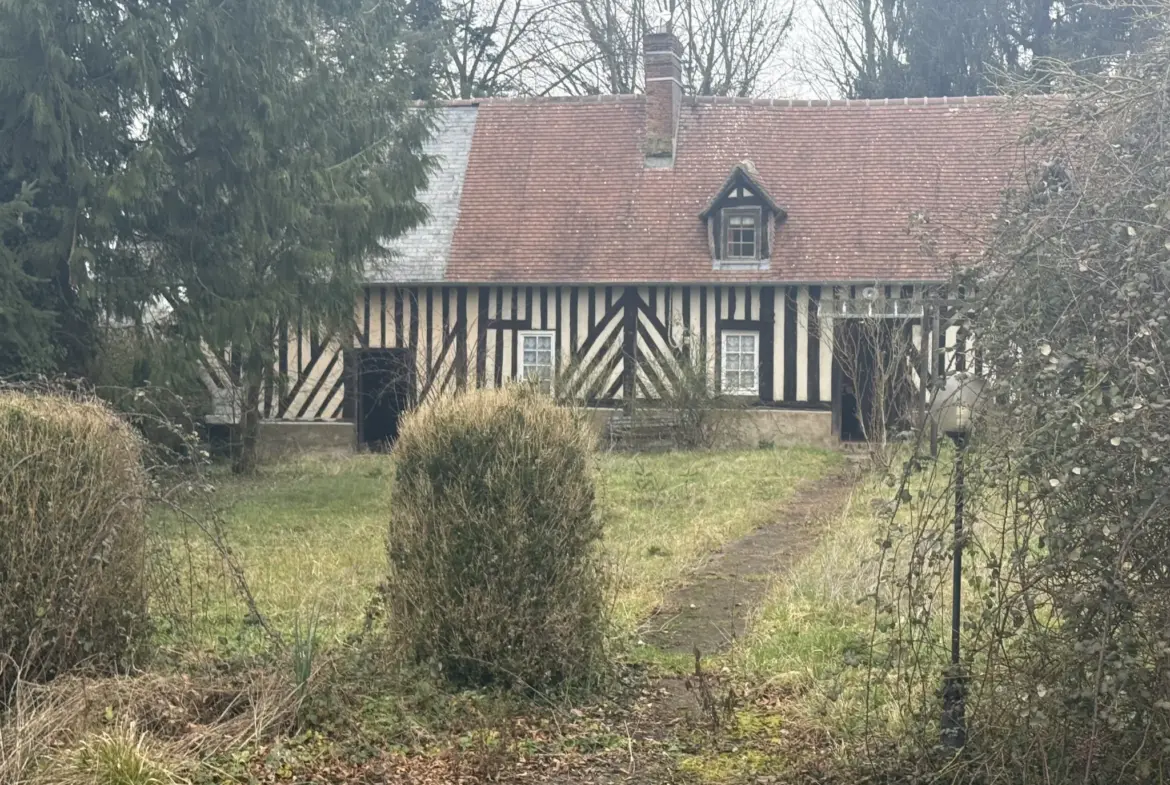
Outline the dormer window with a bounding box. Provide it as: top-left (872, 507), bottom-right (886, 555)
top-left (724, 207), bottom-right (761, 260)
top-left (700, 161), bottom-right (786, 272)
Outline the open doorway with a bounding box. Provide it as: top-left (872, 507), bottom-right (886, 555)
top-left (834, 319), bottom-right (916, 443)
top-left (351, 348), bottom-right (414, 452)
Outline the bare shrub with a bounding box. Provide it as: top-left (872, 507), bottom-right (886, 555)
top-left (91, 326), bottom-right (211, 465)
top-left (0, 392), bottom-right (150, 696)
top-left (386, 385), bottom-right (607, 690)
top-left (658, 338), bottom-right (731, 450)
top-left (862, 14), bottom-right (1170, 780)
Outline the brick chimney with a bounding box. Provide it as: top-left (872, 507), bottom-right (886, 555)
top-left (643, 27), bottom-right (682, 165)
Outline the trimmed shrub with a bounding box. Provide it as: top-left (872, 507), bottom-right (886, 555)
top-left (0, 392), bottom-right (150, 696)
top-left (386, 386), bottom-right (606, 690)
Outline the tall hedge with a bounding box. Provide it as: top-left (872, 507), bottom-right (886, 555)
top-left (386, 386), bottom-right (607, 690)
top-left (0, 392), bottom-right (150, 695)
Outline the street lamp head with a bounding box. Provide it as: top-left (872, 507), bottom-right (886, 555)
top-left (929, 373), bottom-right (987, 438)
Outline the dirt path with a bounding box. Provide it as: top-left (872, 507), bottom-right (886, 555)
top-left (641, 467), bottom-right (860, 656)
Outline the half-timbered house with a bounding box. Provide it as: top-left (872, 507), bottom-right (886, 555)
top-left (234, 29), bottom-right (1022, 453)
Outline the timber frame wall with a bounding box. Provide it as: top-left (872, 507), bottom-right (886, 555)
top-left (246, 282), bottom-right (967, 423)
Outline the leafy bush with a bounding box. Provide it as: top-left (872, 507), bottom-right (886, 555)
top-left (0, 392), bottom-right (150, 696)
top-left (386, 385), bottom-right (607, 690)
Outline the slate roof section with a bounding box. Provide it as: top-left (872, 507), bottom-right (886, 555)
top-left (380, 95), bottom-right (1028, 284)
top-left (367, 105), bottom-right (478, 283)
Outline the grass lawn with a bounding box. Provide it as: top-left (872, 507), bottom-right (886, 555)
top-left (164, 446), bottom-right (842, 647)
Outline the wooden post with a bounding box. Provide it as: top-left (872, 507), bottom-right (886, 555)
top-left (622, 287), bottom-right (637, 412)
top-left (917, 305), bottom-right (929, 436)
top-left (930, 303), bottom-right (941, 459)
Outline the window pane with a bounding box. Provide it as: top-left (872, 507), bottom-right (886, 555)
top-left (537, 336), bottom-right (552, 350)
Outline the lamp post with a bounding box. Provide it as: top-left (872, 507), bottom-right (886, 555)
top-left (928, 374), bottom-right (986, 751)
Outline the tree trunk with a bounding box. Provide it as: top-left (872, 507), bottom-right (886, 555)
top-left (232, 352), bottom-right (265, 475)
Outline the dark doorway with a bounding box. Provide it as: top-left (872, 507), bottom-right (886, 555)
top-left (351, 348), bottom-right (414, 452)
top-left (840, 379), bottom-right (865, 442)
top-left (835, 320), bottom-right (915, 443)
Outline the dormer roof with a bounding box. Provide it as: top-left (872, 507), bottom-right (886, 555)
top-left (699, 160), bottom-right (785, 221)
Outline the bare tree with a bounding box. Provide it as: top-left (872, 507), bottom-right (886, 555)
top-left (677, 0), bottom-right (796, 96)
top-left (521, 0), bottom-right (645, 94)
top-left (525, 0), bottom-right (795, 97)
top-left (441, 0), bottom-right (561, 97)
top-left (829, 313), bottom-right (920, 468)
top-left (796, 0), bottom-right (903, 98)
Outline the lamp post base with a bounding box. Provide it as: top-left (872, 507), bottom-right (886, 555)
top-left (941, 666), bottom-right (967, 749)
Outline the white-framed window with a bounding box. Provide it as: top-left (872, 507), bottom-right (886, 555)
top-left (722, 207), bottom-right (761, 260)
top-left (518, 330), bottom-right (556, 394)
top-left (721, 330), bottom-right (759, 395)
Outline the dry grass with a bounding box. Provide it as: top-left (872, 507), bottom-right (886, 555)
top-left (0, 668), bottom-right (299, 785)
top-left (45, 720), bottom-right (183, 785)
top-left (732, 473), bottom-right (887, 739)
top-left (155, 453), bottom-right (394, 646)
top-left (3, 442), bottom-right (846, 782)
top-left (733, 459), bottom-right (972, 744)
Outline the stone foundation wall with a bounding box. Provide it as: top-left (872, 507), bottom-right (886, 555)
top-left (254, 407), bottom-right (835, 462)
top-left (586, 407), bottom-right (834, 451)
top-left (258, 421), bottom-right (355, 461)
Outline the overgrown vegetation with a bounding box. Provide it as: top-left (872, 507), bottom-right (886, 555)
top-left (0, 390), bottom-right (854, 783)
top-left (386, 386), bottom-right (608, 690)
top-left (856, 14), bottom-right (1170, 781)
top-left (0, 392), bottom-right (150, 697)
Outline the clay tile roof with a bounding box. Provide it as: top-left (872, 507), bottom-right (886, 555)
top-left (426, 94), bottom-right (1030, 284)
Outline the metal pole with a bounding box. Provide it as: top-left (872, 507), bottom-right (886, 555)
top-left (942, 433), bottom-right (967, 749)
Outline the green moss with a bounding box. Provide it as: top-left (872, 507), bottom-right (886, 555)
top-left (677, 749), bottom-right (787, 782)
top-left (732, 709), bottom-right (783, 738)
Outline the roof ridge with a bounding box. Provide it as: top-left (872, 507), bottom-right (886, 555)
top-left (419, 94), bottom-right (643, 108)
top-left (684, 94), bottom-right (1028, 108)
top-left (418, 93), bottom-right (1048, 110)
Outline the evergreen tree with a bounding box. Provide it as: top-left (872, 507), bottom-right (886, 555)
top-left (135, 0), bottom-right (434, 473)
top-left (0, 183), bottom-right (56, 374)
top-left (817, 0), bottom-right (1153, 99)
top-left (0, 0), bottom-right (168, 376)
